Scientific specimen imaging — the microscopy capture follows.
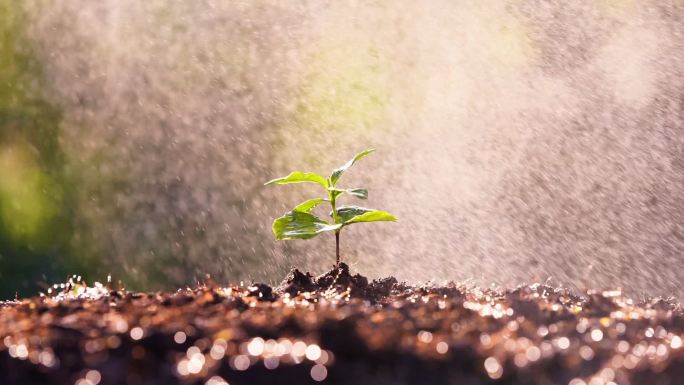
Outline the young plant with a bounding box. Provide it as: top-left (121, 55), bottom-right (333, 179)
top-left (265, 149), bottom-right (397, 264)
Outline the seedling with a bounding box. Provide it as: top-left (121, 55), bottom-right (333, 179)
top-left (265, 149), bottom-right (397, 264)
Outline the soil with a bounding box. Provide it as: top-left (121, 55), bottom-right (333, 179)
top-left (1, 263), bottom-right (683, 385)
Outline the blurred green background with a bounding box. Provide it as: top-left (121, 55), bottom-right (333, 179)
top-left (1, 1), bottom-right (682, 299)
top-left (0, 1), bottom-right (98, 297)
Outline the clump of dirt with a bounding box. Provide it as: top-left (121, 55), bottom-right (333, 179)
top-left (276, 262), bottom-right (405, 301)
top-left (246, 283), bottom-right (275, 301)
top-left (276, 267), bottom-right (317, 296)
top-left (312, 263), bottom-right (369, 292)
top-left (1, 265), bottom-right (683, 385)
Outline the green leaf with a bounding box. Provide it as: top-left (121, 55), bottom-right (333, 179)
top-left (292, 198), bottom-right (326, 213)
top-left (331, 205), bottom-right (396, 224)
top-left (333, 205), bottom-right (374, 222)
top-left (343, 209), bottom-right (397, 224)
top-left (264, 171), bottom-right (328, 189)
top-left (330, 149), bottom-right (375, 185)
top-left (327, 187), bottom-right (368, 200)
top-left (346, 188), bottom-right (368, 199)
top-left (272, 211), bottom-right (341, 240)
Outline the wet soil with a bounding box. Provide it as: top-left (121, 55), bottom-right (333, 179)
top-left (1, 263), bottom-right (683, 385)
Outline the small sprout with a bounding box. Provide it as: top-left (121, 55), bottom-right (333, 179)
top-left (265, 149), bottom-right (397, 264)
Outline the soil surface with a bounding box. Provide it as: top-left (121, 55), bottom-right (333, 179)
top-left (1, 264), bottom-right (683, 385)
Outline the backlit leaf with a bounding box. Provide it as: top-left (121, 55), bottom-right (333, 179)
top-left (346, 188), bottom-right (368, 199)
top-left (344, 209), bottom-right (397, 224)
top-left (327, 187), bottom-right (368, 200)
top-left (331, 205), bottom-right (395, 224)
top-left (292, 198), bottom-right (325, 213)
top-left (264, 171), bottom-right (328, 189)
top-left (329, 149), bottom-right (375, 185)
top-left (333, 205), bottom-right (373, 222)
top-left (272, 211), bottom-right (341, 240)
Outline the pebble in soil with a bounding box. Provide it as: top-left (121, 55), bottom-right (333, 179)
top-left (1, 264), bottom-right (683, 385)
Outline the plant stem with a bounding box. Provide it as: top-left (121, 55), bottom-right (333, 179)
top-left (329, 184), bottom-right (341, 265)
top-left (335, 232), bottom-right (340, 265)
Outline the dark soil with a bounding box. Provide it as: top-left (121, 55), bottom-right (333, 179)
top-left (1, 263), bottom-right (683, 385)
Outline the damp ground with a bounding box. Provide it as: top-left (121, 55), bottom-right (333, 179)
top-left (1, 264), bottom-right (683, 385)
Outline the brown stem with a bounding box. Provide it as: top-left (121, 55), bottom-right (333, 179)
top-left (335, 232), bottom-right (340, 265)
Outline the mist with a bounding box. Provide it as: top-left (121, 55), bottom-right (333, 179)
top-left (7, 0), bottom-right (682, 298)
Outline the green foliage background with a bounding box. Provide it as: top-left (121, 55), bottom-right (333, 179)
top-left (0, 1), bottom-right (99, 298)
